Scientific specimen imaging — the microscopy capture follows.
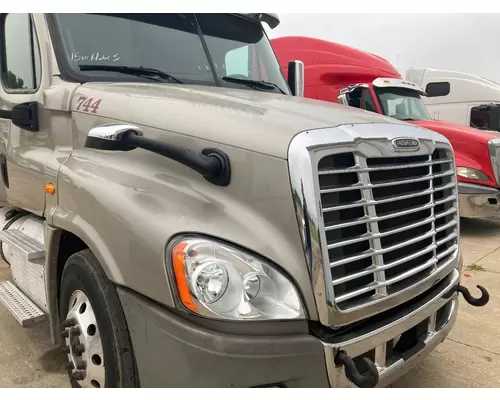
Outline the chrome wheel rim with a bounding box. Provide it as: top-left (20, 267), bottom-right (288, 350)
top-left (61, 290), bottom-right (105, 388)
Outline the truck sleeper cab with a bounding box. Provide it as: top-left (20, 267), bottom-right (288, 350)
top-left (271, 35), bottom-right (500, 221)
top-left (405, 68), bottom-right (500, 133)
top-left (0, 14), bottom-right (489, 388)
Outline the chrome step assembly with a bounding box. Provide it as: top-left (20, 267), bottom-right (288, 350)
top-left (0, 280), bottom-right (45, 326)
top-left (0, 207), bottom-right (48, 326)
top-left (0, 229), bottom-right (45, 260)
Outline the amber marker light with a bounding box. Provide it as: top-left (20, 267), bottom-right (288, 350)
top-left (171, 241), bottom-right (198, 312)
top-left (45, 183), bottom-right (56, 195)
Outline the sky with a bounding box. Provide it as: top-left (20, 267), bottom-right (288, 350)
top-left (265, 13), bottom-right (500, 83)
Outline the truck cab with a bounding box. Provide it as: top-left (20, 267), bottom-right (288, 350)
top-left (406, 68), bottom-right (500, 133)
top-left (0, 14), bottom-right (487, 389)
top-left (271, 35), bottom-right (500, 220)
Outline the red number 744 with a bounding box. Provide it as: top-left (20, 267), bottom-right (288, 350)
top-left (75, 96), bottom-right (102, 114)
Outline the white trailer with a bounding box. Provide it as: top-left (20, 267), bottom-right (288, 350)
top-left (406, 68), bottom-right (500, 132)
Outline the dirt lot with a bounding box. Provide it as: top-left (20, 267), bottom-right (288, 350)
top-left (0, 218), bottom-right (499, 388)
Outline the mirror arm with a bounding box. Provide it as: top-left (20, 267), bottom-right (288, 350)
top-left (124, 133), bottom-right (230, 186)
top-left (0, 109), bottom-right (12, 120)
top-left (85, 125), bottom-right (231, 187)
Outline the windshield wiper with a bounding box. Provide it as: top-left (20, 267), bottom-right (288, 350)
top-left (222, 76), bottom-right (286, 94)
top-left (79, 65), bottom-right (184, 84)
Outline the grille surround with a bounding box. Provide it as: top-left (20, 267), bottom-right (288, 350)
top-left (288, 123), bottom-right (460, 327)
top-left (488, 138), bottom-right (500, 186)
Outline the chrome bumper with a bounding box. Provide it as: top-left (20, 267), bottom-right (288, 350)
top-left (323, 269), bottom-right (460, 388)
top-left (459, 182), bottom-right (500, 219)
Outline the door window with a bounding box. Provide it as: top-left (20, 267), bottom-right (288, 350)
top-left (361, 88), bottom-right (377, 113)
top-left (1, 13), bottom-right (41, 92)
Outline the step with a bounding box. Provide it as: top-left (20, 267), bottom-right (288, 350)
top-left (0, 280), bottom-right (45, 326)
top-left (0, 229), bottom-right (45, 260)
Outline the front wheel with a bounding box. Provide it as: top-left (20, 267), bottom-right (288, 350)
top-left (59, 249), bottom-right (138, 388)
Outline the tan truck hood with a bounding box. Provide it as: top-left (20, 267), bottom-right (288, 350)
top-left (76, 82), bottom-right (402, 158)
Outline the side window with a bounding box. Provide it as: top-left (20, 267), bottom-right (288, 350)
top-left (225, 45), bottom-right (250, 77)
top-left (1, 13), bottom-right (41, 91)
top-left (425, 82), bottom-right (450, 97)
top-left (361, 88), bottom-right (377, 113)
top-left (346, 88), bottom-right (362, 108)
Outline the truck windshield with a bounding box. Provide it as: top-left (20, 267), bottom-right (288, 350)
top-left (48, 13), bottom-right (290, 95)
top-left (374, 87), bottom-right (431, 121)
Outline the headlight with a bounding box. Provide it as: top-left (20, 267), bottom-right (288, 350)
top-left (456, 167), bottom-right (489, 181)
top-left (168, 237), bottom-right (305, 321)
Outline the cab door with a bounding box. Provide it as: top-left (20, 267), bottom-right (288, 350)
top-left (0, 13), bottom-right (53, 216)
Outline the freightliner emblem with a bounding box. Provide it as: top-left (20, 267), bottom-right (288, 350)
top-left (392, 137), bottom-right (420, 151)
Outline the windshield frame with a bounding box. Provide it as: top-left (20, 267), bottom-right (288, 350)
top-left (373, 85), bottom-right (431, 121)
top-left (45, 13), bottom-right (290, 94)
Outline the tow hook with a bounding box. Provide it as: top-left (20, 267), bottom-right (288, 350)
top-left (456, 284), bottom-right (490, 307)
top-left (334, 350), bottom-right (379, 388)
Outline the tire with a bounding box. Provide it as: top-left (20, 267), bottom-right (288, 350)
top-left (59, 249), bottom-right (139, 388)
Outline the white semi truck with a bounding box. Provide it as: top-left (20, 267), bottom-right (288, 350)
top-left (406, 68), bottom-right (500, 132)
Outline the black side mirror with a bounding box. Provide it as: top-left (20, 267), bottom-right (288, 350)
top-left (287, 60), bottom-right (304, 97)
top-left (0, 102), bottom-right (39, 132)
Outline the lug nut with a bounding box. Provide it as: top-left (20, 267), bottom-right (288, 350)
top-left (69, 327), bottom-right (81, 336)
top-left (74, 344), bottom-right (85, 355)
top-left (62, 318), bottom-right (77, 328)
top-left (72, 370), bottom-right (85, 381)
top-left (65, 362), bottom-right (74, 371)
top-left (60, 346), bottom-right (70, 354)
top-left (76, 361), bottom-right (87, 370)
top-left (60, 330), bottom-right (69, 338)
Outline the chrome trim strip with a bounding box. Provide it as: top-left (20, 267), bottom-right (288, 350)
top-left (88, 124), bottom-right (143, 141)
top-left (288, 122), bottom-right (460, 327)
top-left (458, 181), bottom-right (500, 195)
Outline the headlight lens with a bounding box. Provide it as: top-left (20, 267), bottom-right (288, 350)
top-left (456, 167), bottom-right (489, 181)
top-left (169, 237), bottom-right (305, 321)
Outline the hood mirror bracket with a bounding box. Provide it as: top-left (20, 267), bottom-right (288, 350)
top-left (85, 124), bottom-right (231, 186)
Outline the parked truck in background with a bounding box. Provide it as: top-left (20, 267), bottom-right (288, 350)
top-left (406, 68), bottom-right (500, 133)
top-left (0, 14), bottom-right (489, 389)
top-left (271, 36), bottom-right (500, 220)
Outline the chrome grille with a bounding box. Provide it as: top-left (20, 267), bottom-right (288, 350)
top-left (317, 148), bottom-right (458, 311)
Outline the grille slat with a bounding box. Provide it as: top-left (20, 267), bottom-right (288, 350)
top-left (322, 188), bottom-right (435, 212)
top-left (335, 256), bottom-right (439, 303)
top-left (435, 195), bottom-right (457, 206)
top-left (437, 232), bottom-right (458, 247)
top-left (437, 245), bottom-right (458, 260)
top-left (319, 170), bottom-right (455, 194)
top-left (327, 215), bottom-right (437, 250)
top-left (318, 147), bottom-right (458, 311)
top-left (318, 157), bottom-right (453, 175)
top-left (331, 243), bottom-right (437, 285)
top-left (435, 207), bottom-right (457, 219)
top-left (329, 229), bottom-right (435, 268)
top-left (436, 219), bottom-right (458, 233)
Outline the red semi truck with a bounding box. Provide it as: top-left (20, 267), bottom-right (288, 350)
top-left (271, 36), bottom-right (500, 220)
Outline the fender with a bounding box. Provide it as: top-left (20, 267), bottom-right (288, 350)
top-left (46, 141), bottom-right (319, 332)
